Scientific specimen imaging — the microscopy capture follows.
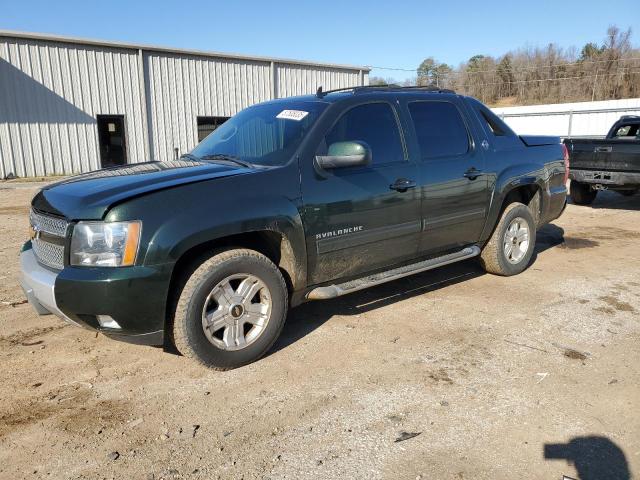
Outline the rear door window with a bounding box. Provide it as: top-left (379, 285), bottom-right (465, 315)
top-left (408, 101), bottom-right (469, 159)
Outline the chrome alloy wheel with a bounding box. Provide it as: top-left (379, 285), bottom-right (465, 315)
top-left (201, 274), bottom-right (272, 351)
top-left (503, 217), bottom-right (530, 264)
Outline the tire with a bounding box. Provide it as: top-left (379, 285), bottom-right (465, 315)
top-left (172, 249), bottom-right (288, 370)
top-left (570, 180), bottom-right (597, 205)
top-left (479, 202), bottom-right (536, 276)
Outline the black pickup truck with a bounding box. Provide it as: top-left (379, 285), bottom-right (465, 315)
top-left (565, 115), bottom-right (640, 204)
top-left (21, 86), bottom-right (567, 369)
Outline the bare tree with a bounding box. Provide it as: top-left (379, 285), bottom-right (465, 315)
top-left (412, 25), bottom-right (639, 105)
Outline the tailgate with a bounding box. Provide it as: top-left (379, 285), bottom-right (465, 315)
top-left (565, 139), bottom-right (596, 169)
top-left (567, 139), bottom-right (640, 172)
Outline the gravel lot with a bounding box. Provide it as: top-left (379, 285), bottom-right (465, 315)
top-left (0, 182), bottom-right (638, 480)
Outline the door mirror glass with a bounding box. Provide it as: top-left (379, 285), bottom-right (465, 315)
top-left (315, 141), bottom-right (371, 169)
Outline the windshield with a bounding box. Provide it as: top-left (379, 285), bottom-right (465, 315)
top-left (191, 101), bottom-right (328, 167)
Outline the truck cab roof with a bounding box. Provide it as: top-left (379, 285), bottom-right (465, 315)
top-left (259, 85), bottom-right (463, 107)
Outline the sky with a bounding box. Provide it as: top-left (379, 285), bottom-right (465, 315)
top-left (1, 0), bottom-right (639, 80)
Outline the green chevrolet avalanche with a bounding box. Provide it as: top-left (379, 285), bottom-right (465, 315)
top-left (21, 86), bottom-right (568, 369)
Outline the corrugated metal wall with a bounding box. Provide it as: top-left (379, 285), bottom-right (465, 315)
top-left (0, 33), bottom-right (369, 178)
top-left (275, 63), bottom-right (366, 98)
top-left (0, 37), bottom-right (147, 177)
top-left (145, 52), bottom-right (273, 161)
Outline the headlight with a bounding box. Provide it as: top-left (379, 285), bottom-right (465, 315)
top-left (70, 221), bottom-right (141, 267)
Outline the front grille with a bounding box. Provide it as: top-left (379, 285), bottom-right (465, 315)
top-left (32, 237), bottom-right (66, 269)
top-left (30, 209), bottom-right (69, 270)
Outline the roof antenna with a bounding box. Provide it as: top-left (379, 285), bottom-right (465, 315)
top-left (316, 86), bottom-right (323, 97)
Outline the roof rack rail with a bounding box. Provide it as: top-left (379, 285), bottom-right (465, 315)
top-left (316, 84), bottom-right (455, 98)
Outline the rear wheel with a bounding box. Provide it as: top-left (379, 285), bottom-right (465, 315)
top-left (570, 180), bottom-right (597, 205)
top-left (480, 202), bottom-right (536, 276)
top-left (172, 249), bottom-right (288, 370)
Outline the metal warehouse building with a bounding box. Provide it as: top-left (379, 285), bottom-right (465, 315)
top-left (0, 30), bottom-right (369, 178)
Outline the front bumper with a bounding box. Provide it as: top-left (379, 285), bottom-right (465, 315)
top-left (20, 244), bottom-right (170, 346)
top-left (20, 245), bottom-right (84, 327)
top-left (570, 169), bottom-right (640, 187)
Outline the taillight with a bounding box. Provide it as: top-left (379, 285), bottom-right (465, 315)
top-left (561, 143), bottom-right (570, 184)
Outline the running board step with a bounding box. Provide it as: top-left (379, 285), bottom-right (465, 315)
top-left (306, 246), bottom-right (481, 300)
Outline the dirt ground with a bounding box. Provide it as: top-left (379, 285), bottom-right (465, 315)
top-left (0, 182), bottom-right (638, 480)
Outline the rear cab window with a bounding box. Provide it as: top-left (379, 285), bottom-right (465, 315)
top-left (613, 123), bottom-right (640, 139)
top-left (465, 97), bottom-right (522, 150)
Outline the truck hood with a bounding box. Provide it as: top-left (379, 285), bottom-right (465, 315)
top-left (32, 160), bottom-right (252, 219)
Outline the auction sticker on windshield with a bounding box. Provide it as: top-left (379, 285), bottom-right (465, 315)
top-left (276, 110), bottom-right (309, 121)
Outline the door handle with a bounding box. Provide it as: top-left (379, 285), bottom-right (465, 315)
top-left (463, 168), bottom-right (483, 180)
top-left (390, 178), bottom-right (416, 192)
top-left (594, 146), bottom-right (612, 153)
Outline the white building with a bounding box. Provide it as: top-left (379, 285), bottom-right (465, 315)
top-left (0, 30), bottom-right (369, 178)
top-left (493, 98), bottom-right (640, 139)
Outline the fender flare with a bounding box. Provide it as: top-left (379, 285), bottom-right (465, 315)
top-left (144, 195), bottom-right (307, 291)
top-left (480, 163), bottom-right (547, 241)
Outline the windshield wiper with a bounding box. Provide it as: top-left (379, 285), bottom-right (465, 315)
top-left (199, 154), bottom-right (254, 169)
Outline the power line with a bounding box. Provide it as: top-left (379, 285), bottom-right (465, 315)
top-left (372, 69), bottom-right (640, 89)
top-left (465, 69), bottom-right (638, 87)
top-left (435, 69), bottom-right (640, 90)
top-left (367, 55), bottom-right (640, 76)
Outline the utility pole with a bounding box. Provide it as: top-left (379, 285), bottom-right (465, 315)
top-left (592, 69), bottom-right (598, 101)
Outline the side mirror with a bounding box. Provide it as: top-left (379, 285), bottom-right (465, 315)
top-left (315, 141), bottom-right (371, 169)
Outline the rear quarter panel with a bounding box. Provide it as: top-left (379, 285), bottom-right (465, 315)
top-left (480, 142), bottom-right (567, 242)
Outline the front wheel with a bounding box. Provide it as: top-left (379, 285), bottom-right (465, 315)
top-left (479, 202), bottom-right (536, 276)
top-left (172, 249), bottom-right (288, 370)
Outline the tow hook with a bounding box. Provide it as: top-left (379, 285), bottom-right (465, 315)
top-left (593, 184), bottom-right (608, 191)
